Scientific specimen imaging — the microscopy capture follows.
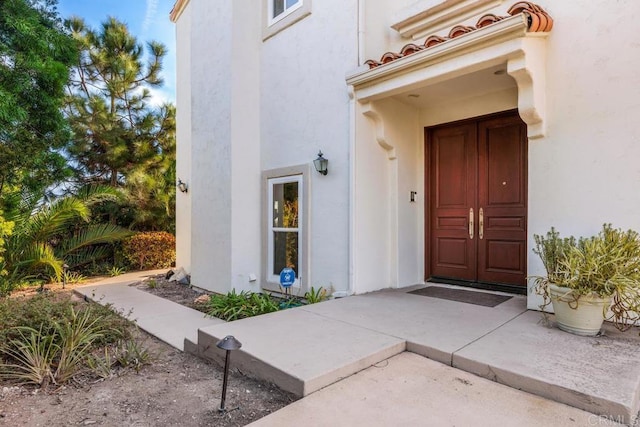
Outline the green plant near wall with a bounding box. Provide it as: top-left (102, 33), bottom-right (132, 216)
top-left (532, 227), bottom-right (576, 285)
top-left (532, 224), bottom-right (640, 331)
top-left (304, 287), bottom-right (328, 304)
top-left (207, 290), bottom-right (279, 321)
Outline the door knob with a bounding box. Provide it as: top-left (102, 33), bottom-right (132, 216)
top-left (479, 207), bottom-right (484, 240)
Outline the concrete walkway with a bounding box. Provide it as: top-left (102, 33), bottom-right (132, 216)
top-left (75, 270), bottom-right (223, 350)
top-left (192, 287), bottom-right (640, 425)
top-left (250, 353), bottom-right (626, 427)
top-left (75, 275), bottom-right (640, 425)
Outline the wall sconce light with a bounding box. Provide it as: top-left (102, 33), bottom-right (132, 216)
top-left (216, 335), bottom-right (242, 413)
top-left (313, 151), bottom-right (328, 175)
top-left (177, 178), bottom-right (188, 193)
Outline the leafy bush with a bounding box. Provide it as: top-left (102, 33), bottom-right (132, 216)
top-left (207, 290), bottom-right (279, 321)
top-left (0, 212), bottom-right (15, 296)
top-left (108, 266), bottom-right (126, 277)
top-left (304, 286), bottom-right (328, 304)
top-left (48, 270), bottom-right (87, 286)
top-left (122, 232), bottom-right (176, 270)
top-left (0, 295), bottom-right (136, 386)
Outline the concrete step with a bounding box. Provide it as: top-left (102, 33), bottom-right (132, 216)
top-left (190, 306), bottom-right (406, 397)
top-left (453, 310), bottom-right (640, 425)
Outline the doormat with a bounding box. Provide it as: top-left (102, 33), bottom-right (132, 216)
top-left (408, 286), bottom-right (512, 307)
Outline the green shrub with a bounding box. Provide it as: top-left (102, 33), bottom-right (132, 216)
top-left (304, 287), bottom-right (328, 304)
top-left (207, 290), bottom-right (279, 321)
top-left (0, 294), bottom-right (131, 354)
top-left (0, 295), bottom-right (136, 386)
top-left (108, 266), bottom-right (126, 277)
top-left (122, 232), bottom-right (176, 270)
top-left (0, 212), bottom-right (15, 297)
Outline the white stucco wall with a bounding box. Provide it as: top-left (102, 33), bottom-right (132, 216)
top-left (230, 0), bottom-right (262, 293)
top-left (376, 99), bottom-right (423, 289)
top-left (175, 0), bottom-right (640, 305)
top-left (188, 0), bottom-right (233, 293)
top-left (260, 0), bottom-right (358, 293)
top-left (177, 0), bottom-right (262, 293)
top-left (174, 4), bottom-right (192, 273)
top-left (526, 0), bottom-right (640, 308)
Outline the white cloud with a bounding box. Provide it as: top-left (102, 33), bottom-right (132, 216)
top-left (146, 86), bottom-right (174, 107)
top-left (142, 0), bottom-right (160, 33)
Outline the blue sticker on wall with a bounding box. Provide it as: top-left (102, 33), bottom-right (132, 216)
top-left (279, 268), bottom-right (296, 288)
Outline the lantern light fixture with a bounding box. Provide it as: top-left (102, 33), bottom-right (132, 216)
top-left (177, 178), bottom-right (188, 193)
top-left (313, 151), bottom-right (328, 175)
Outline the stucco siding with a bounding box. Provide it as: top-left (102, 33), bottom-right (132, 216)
top-left (260, 0), bottom-right (358, 293)
top-left (188, 0), bottom-right (234, 292)
top-left (175, 0), bottom-right (640, 305)
top-left (174, 3), bottom-right (192, 273)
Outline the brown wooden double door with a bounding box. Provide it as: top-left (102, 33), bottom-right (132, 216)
top-left (426, 111), bottom-right (527, 289)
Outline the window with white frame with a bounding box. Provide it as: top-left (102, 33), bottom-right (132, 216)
top-left (267, 175), bottom-right (302, 283)
top-left (263, 0), bottom-right (311, 40)
top-left (269, 0), bottom-right (302, 25)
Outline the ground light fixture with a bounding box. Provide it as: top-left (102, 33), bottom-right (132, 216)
top-left (216, 335), bottom-right (242, 413)
top-left (313, 151), bottom-right (328, 175)
top-left (177, 178), bottom-right (188, 193)
top-left (62, 264), bottom-right (69, 289)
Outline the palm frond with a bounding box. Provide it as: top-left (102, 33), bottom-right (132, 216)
top-left (56, 224), bottom-right (133, 257)
top-left (9, 243), bottom-right (62, 282)
top-left (18, 198), bottom-right (90, 242)
top-left (63, 247), bottom-right (110, 269)
top-left (73, 184), bottom-right (122, 206)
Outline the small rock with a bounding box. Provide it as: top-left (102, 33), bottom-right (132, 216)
top-left (83, 420), bottom-right (97, 425)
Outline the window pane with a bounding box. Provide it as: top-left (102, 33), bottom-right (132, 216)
top-left (273, 0), bottom-right (284, 17)
top-left (286, 0), bottom-right (299, 9)
top-left (273, 231), bottom-right (298, 276)
top-left (272, 181), bottom-right (298, 228)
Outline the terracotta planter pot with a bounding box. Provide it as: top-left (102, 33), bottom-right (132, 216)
top-left (548, 284), bottom-right (612, 336)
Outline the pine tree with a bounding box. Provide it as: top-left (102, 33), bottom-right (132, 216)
top-left (64, 17), bottom-right (176, 230)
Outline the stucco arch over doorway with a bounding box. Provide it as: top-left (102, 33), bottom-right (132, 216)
top-left (345, 3), bottom-right (551, 295)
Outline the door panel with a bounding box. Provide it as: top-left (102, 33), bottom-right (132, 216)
top-left (429, 123), bottom-right (477, 281)
top-left (477, 115), bottom-right (527, 285)
top-left (427, 111), bottom-right (527, 288)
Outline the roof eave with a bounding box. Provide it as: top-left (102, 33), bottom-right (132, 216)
top-left (170, 0), bottom-right (190, 23)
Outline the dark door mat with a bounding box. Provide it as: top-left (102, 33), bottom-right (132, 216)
top-left (408, 286), bottom-right (512, 307)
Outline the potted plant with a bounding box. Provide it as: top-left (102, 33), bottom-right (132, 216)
top-left (532, 224), bottom-right (640, 336)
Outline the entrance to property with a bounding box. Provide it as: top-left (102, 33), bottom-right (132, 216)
top-left (426, 111), bottom-right (527, 291)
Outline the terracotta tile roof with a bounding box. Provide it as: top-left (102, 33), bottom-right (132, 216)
top-left (365, 2), bottom-right (553, 69)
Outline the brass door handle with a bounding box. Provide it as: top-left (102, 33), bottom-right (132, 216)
top-left (469, 208), bottom-right (474, 240)
top-left (479, 208), bottom-right (484, 240)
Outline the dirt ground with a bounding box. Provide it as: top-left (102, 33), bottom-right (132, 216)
top-left (131, 273), bottom-right (210, 313)
top-left (0, 277), bottom-right (297, 427)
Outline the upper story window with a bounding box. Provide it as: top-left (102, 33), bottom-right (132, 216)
top-left (270, 0), bottom-right (303, 25)
top-left (263, 0), bottom-right (311, 40)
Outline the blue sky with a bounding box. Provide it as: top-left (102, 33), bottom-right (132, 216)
top-left (57, 0), bottom-right (177, 104)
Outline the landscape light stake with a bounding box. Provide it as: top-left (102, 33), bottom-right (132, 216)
top-left (216, 335), bottom-right (242, 413)
top-left (62, 264), bottom-right (69, 289)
